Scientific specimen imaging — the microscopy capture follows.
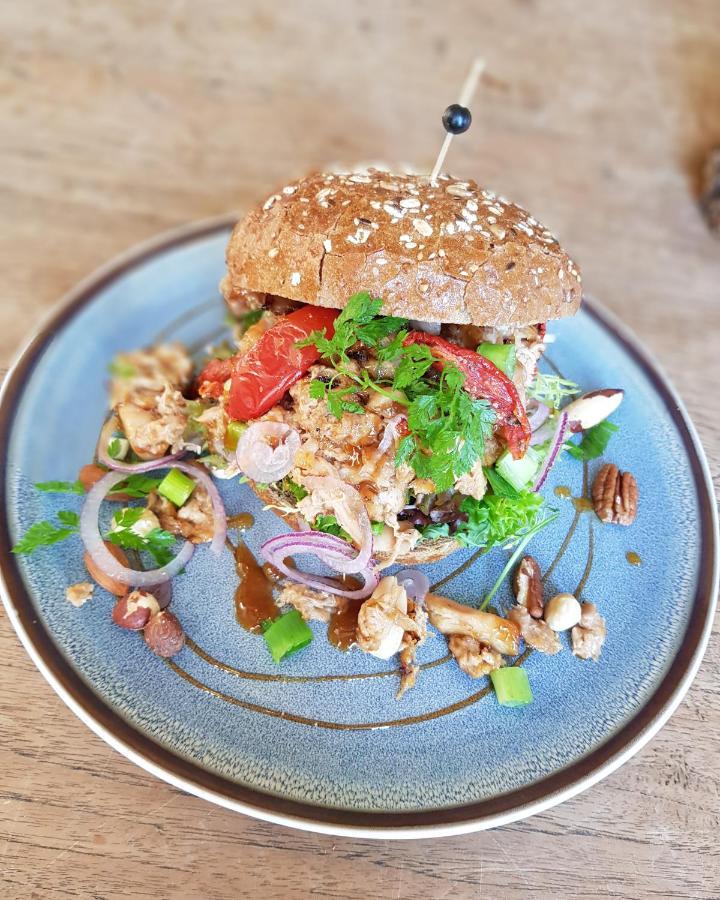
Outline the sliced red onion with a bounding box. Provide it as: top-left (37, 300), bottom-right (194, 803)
top-left (299, 476), bottom-right (372, 574)
top-left (236, 422), bottom-right (300, 483)
top-left (169, 460), bottom-right (227, 557)
top-left (527, 400), bottom-right (550, 433)
top-left (532, 412), bottom-right (569, 492)
top-left (261, 531), bottom-right (380, 599)
top-left (395, 568), bottom-right (430, 603)
top-left (96, 416), bottom-right (182, 473)
top-left (378, 414), bottom-right (406, 456)
top-left (80, 471), bottom-right (195, 587)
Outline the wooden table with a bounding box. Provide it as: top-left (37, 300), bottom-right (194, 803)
top-left (1, 2), bottom-right (719, 897)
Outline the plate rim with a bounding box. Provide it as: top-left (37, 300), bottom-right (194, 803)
top-left (1, 215), bottom-right (717, 839)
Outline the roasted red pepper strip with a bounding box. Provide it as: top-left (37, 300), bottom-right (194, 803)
top-left (198, 305), bottom-right (338, 420)
top-left (403, 331), bottom-right (531, 458)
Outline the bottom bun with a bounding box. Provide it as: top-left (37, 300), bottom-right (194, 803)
top-left (249, 481), bottom-right (461, 566)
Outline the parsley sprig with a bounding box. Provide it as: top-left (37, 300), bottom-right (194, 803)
top-left (106, 508), bottom-right (176, 567)
top-left (12, 511), bottom-right (80, 554)
top-left (396, 363), bottom-right (496, 492)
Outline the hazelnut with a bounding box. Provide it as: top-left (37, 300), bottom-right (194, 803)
top-left (112, 590), bottom-right (160, 631)
top-left (544, 593), bottom-right (582, 632)
top-left (84, 541), bottom-right (130, 596)
top-left (144, 611), bottom-right (185, 658)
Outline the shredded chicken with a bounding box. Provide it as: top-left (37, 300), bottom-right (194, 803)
top-left (278, 583), bottom-right (346, 623)
top-left (65, 582), bottom-right (94, 608)
top-left (117, 385), bottom-right (188, 459)
top-left (397, 600), bottom-right (428, 698)
top-left (356, 576), bottom-right (419, 659)
top-left (448, 634), bottom-right (503, 678)
top-left (425, 593), bottom-right (520, 656)
top-left (507, 604), bottom-right (562, 655)
top-left (196, 405), bottom-right (229, 457)
top-left (454, 459), bottom-right (488, 502)
top-left (571, 602), bottom-right (607, 661)
top-left (373, 523), bottom-right (421, 568)
top-left (109, 343), bottom-right (192, 408)
top-left (147, 485), bottom-right (214, 543)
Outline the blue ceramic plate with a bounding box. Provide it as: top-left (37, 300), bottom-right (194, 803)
top-left (1, 218), bottom-right (717, 838)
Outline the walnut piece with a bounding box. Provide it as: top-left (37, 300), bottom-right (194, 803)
top-left (65, 582), bottom-right (94, 608)
top-left (592, 463), bottom-right (638, 525)
top-left (513, 555), bottom-right (544, 618)
top-left (571, 602), bottom-right (607, 661)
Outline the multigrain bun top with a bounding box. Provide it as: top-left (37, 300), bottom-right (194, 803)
top-left (222, 170), bottom-right (582, 326)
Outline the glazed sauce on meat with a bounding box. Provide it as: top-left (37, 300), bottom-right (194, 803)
top-left (233, 540), bottom-right (279, 632)
top-left (626, 551), bottom-right (642, 566)
top-left (327, 576), bottom-right (363, 651)
top-left (227, 513), bottom-right (255, 531)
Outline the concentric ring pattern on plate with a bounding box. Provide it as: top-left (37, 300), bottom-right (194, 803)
top-left (0, 217), bottom-right (716, 837)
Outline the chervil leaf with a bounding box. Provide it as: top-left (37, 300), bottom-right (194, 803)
top-left (309, 379), bottom-right (328, 401)
top-left (112, 474), bottom-right (163, 499)
top-left (456, 491), bottom-right (546, 549)
top-left (392, 342), bottom-right (435, 389)
top-left (12, 515), bottom-right (79, 554)
top-left (35, 480), bottom-right (85, 495)
top-left (314, 514), bottom-right (352, 542)
top-left (106, 517), bottom-right (177, 568)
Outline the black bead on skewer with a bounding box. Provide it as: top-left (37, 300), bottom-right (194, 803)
top-left (442, 104), bottom-right (472, 135)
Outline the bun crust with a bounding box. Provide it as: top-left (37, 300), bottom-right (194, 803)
top-left (250, 481), bottom-right (461, 566)
top-left (223, 170), bottom-right (582, 326)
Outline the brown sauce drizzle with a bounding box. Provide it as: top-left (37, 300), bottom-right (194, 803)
top-left (572, 497), bottom-right (594, 512)
top-left (626, 551), bottom-right (642, 567)
top-left (233, 540), bottom-right (280, 632)
top-left (554, 485), bottom-right (572, 498)
top-left (328, 599), bottom-right (363, 651)
top-left (227, 512), bottom-right (255, 531)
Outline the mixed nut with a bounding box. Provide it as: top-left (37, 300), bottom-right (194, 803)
top-left (592, 463), bottom-right (638, 526)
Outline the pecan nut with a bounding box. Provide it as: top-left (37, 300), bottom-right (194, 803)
top-left (592, 463), bottom-right (638, 525)
top-left (513, 555), bottom-right (544, 618)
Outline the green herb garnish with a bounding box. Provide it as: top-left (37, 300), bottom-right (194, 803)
top-left (371, 521), bottom-right (386, 535)
top-left (112, 473), bottom-right (163, 499)
top-left (280, 477), bottom-right (308, 503)
top-left (456, 491), bottom-right (546, 550)
top-left (396, 363), bottom-right (496, 493)
top-left (483, 467), bottom-right (521, 499)
top-left (313, 514), bottom-right (352, 541)
top-left (108, 359), bottom-right (137, 379)
top-left (308, 379), bottom-right (365, 420)
top-left (12, 511), bottom-right (80, 554)
top-left (34, 480), bottom-right (85, 495)
top-left (527, 373), bottom-right (580, 409)
top-left (490, 667), bottom-right (533, 707)
top-left (565, 421), bottom-right (619, 461)
top-left (106, 508), bottom-right (176, 567)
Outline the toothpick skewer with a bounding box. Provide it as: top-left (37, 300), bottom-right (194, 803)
top-left (429, 58), bottom-right (485, 185)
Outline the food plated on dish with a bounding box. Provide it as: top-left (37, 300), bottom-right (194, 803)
top-left (13, 169), bottom-right (636, 704)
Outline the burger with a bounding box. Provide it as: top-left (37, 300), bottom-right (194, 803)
top-left (196, 169), bottom-right (582, 569)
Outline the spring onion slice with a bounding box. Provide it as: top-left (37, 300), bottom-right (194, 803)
top-left (490, 667), bottom-right (533, 707)
top-left (262, 610), bottom-right (313, 663)
top-left (157, 468), bottom-right (196, 507)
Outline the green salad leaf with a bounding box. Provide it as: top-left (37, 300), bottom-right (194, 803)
top-left (455, 491), bottom-right (546, 549)
top-left (565, 421), bottom-right (619, 461)
top-left (12, 512), bottom-right (80, 554)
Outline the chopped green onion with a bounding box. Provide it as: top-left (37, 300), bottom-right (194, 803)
top-left (225, 420), bottom-right (247, 452)
top-left (477, 342), bottom-right (517, 377)
top-left (262, 610), bottom-right (313, 663)
top-left (490, 667), bottom-right (533, 707)
top-left (157, 469), bottom-right (196, 507)
top-left (495, 446), bottom-right (541, 491)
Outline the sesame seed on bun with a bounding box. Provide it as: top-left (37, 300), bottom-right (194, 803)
top-left (222, 169), bottom-right (582, 326)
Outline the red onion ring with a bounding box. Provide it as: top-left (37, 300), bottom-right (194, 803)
top-left (261, 531), bottom-right (380, 599)
top-left (378, 414), bottom-right (406, 456)
top-left (299, 476), bottom-right (373, 574)
top-left (532, 412), bottom-right (569, 492)
top-left (96, 416), bottom-right (183, 473)
top-left (80, 470), bottom-right (195, 587)
top-left (395, 568), bottom-right (430, 603)
top-left (527, 400), bottom-right (550, 433)
top-left (236, 422), bottom-right (300, 483)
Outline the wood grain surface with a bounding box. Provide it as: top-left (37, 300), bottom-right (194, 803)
top-left (1, 2), bottom-right (719, 897)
